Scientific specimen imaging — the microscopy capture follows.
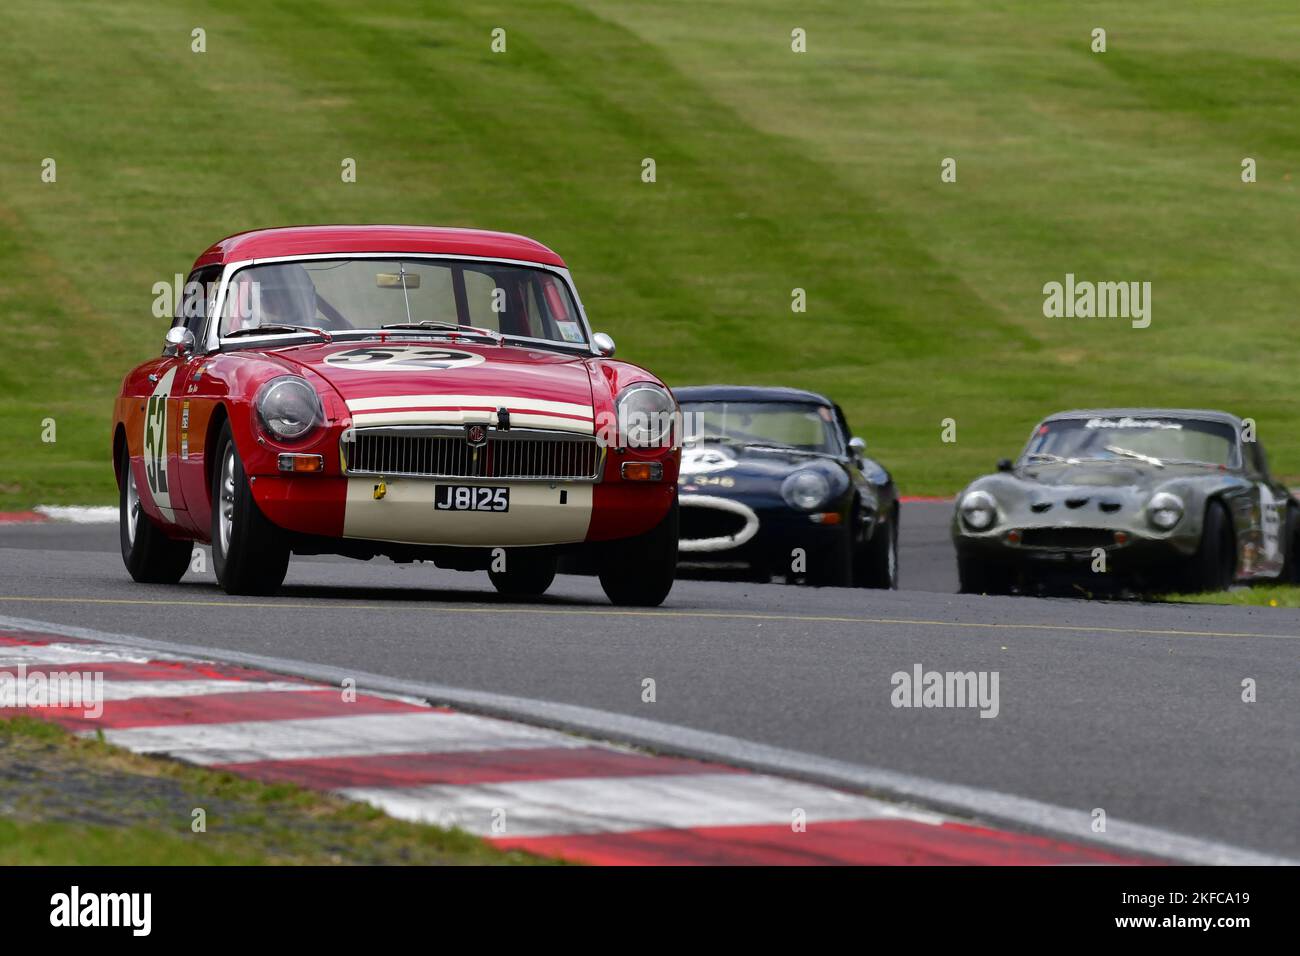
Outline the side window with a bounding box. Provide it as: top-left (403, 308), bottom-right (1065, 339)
top-left (1246, 440), bottom-right (1268, 478)
top-left (170, 266), bottom-right (220, 352)
top-left (832, 404), bottom-right (853, 452)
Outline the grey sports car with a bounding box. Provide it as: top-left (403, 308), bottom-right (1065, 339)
top-left (952, 409), bottom-right (1299, 594)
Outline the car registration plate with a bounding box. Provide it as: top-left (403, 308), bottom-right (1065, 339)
top-left (435, 485), bottom-right (510, 512)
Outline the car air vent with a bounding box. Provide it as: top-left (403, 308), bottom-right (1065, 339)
top-left (1065, 497), bottom-right (1089, 509)
top-left (1030, 501), bottom-right (1052, 513)
top-left (1099, 501), bottom-right (1121, 513)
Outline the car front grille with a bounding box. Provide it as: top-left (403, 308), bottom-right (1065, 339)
top-left (1018, 528), bottom-right (1119, 551)
top-left (341, 427), bottom-right (602, 481)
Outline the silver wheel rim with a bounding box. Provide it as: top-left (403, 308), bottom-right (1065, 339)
top-left (219, 445), bottom-right (236, 555)
top-left (125, 465), bottom-right (140, 547)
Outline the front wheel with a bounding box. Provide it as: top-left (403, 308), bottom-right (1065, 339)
top-left (118, 444), bottom-right (192, 584)
top-left (957, 550), bottom-right (1015, 595)
top-left (805, 530), bottom-right (853, 587)
top-left (489, 549), bottom-right (557, 597)
top-left (211, 422), bottom-right (290, 595)
top-left (855, 508), bottom-right (899, 589)
top-left (1279, 505), bottom-right (1300, 584)
top-left (1186, 500), bottom-right (1235, 593)
top-left (598, 498), bottom-right (677, 606)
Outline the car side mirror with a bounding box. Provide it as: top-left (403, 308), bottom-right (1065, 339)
top-left (591, 332), bottom-right (616, 357)
top-left (165, 326), bottom-right (196, 357)
top-left (996, 458), bottom-right (1013, 472)
top-left (849, 436), bottom-right (866, 457)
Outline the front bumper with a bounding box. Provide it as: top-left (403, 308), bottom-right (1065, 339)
top-left (250, 474), bottom-right (673, 547)
top-left (678, 494), bottom-right (849, 573)
top-left (954, 522), bottom-right (1199, 575)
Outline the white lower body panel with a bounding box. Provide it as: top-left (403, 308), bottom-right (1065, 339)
top-left (341, 478), bottom-right (593, 546)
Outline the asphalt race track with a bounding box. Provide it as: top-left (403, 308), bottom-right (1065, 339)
top-left (1, 501), bottom-right (1296, 860)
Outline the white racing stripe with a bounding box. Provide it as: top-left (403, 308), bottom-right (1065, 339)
top-left (91, 711), bottom-right (584, 765)
top-left (349, 410), bottom-right (592, 433)
top-left (342, 772), bottom-right (943, 838)
top-left (346, 393), bottom-right (595, 434)
top-left (346, 394), bottom-right (594, 418)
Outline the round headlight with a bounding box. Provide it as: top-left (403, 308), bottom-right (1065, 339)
top-left (256, 376), bottom-right (323, 441)
top-left (616, 384), bottom-right (676, 448)
top-left (959, 490), bottom-right (997, 530)
top-left (782, 470), bottom-right (831, 511)
top-left (1147, 491), bottom-right (1184, 530)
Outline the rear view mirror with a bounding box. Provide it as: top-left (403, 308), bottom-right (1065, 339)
top-left (849, 436), bottom-right (866, 456)
top-left (376, 273), bottom-right (420, 289)
top-left (997, 458), bottom-right (1013, 472)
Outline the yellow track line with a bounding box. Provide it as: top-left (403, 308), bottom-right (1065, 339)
top-left (0, 594), bottom-right (1294, 640)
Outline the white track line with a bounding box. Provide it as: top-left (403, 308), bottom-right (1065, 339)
top-left (343, 772), bottom-right (943, 838)
top-left (1, 613), bottom-right (1292, 865)
top-left (92, 711), bottom-right (584, 765)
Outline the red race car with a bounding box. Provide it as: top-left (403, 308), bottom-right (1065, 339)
top-left (114, 226), bottom-right (680, 605)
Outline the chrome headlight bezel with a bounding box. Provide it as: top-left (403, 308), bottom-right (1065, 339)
top-left (959, 490), bottom-right (998, 531)
top-left (616, 383), bottom-right (676, 449)
top-left (782, 469), bottom-right (831, 511)
top-left (255, 375), bottom-right (323, 442)
top-left (1147, 491), bottom-right (1184, 531)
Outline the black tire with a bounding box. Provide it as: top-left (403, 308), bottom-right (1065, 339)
top-left (855, 507), bottom-right (899, 590)
top-left (957, 550), bottom-right (1015, 595)
top-left (806, 537), bottom-right (852, 586)
top-left (1187, 500), bottom-right (1235, 593)
top-left (211, 421), bottom-right (290, 595)
top-left (1280, 505), bottom-right (1300, 584)
top-left (118, 443), bottom-right (192, 584)
top-left (488, 549), bottom-right (557, 597)
top-left (598, 498), bottom-right (677, 606)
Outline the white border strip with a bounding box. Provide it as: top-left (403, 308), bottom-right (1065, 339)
top-left (31, 506), bottom-right (118, 525)
top-left (0, 613), bottom-right (1291, 865)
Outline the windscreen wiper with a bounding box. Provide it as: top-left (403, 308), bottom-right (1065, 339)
top-left (685, 435), bottom-right (746, 446)
top-left (381, 321), bottom-right (504, 344)
top-left (1105, 445), bottom-right (1164, 467)
top-left (746, 443), bottom-right (828, 457)
top-left (225, 324), bottom-right (332, 342)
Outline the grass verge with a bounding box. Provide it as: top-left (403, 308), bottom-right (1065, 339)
top-left (1162, 585), bottom-right (1300, 609)
top-left (0, 716), bottom-right (553, 865)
